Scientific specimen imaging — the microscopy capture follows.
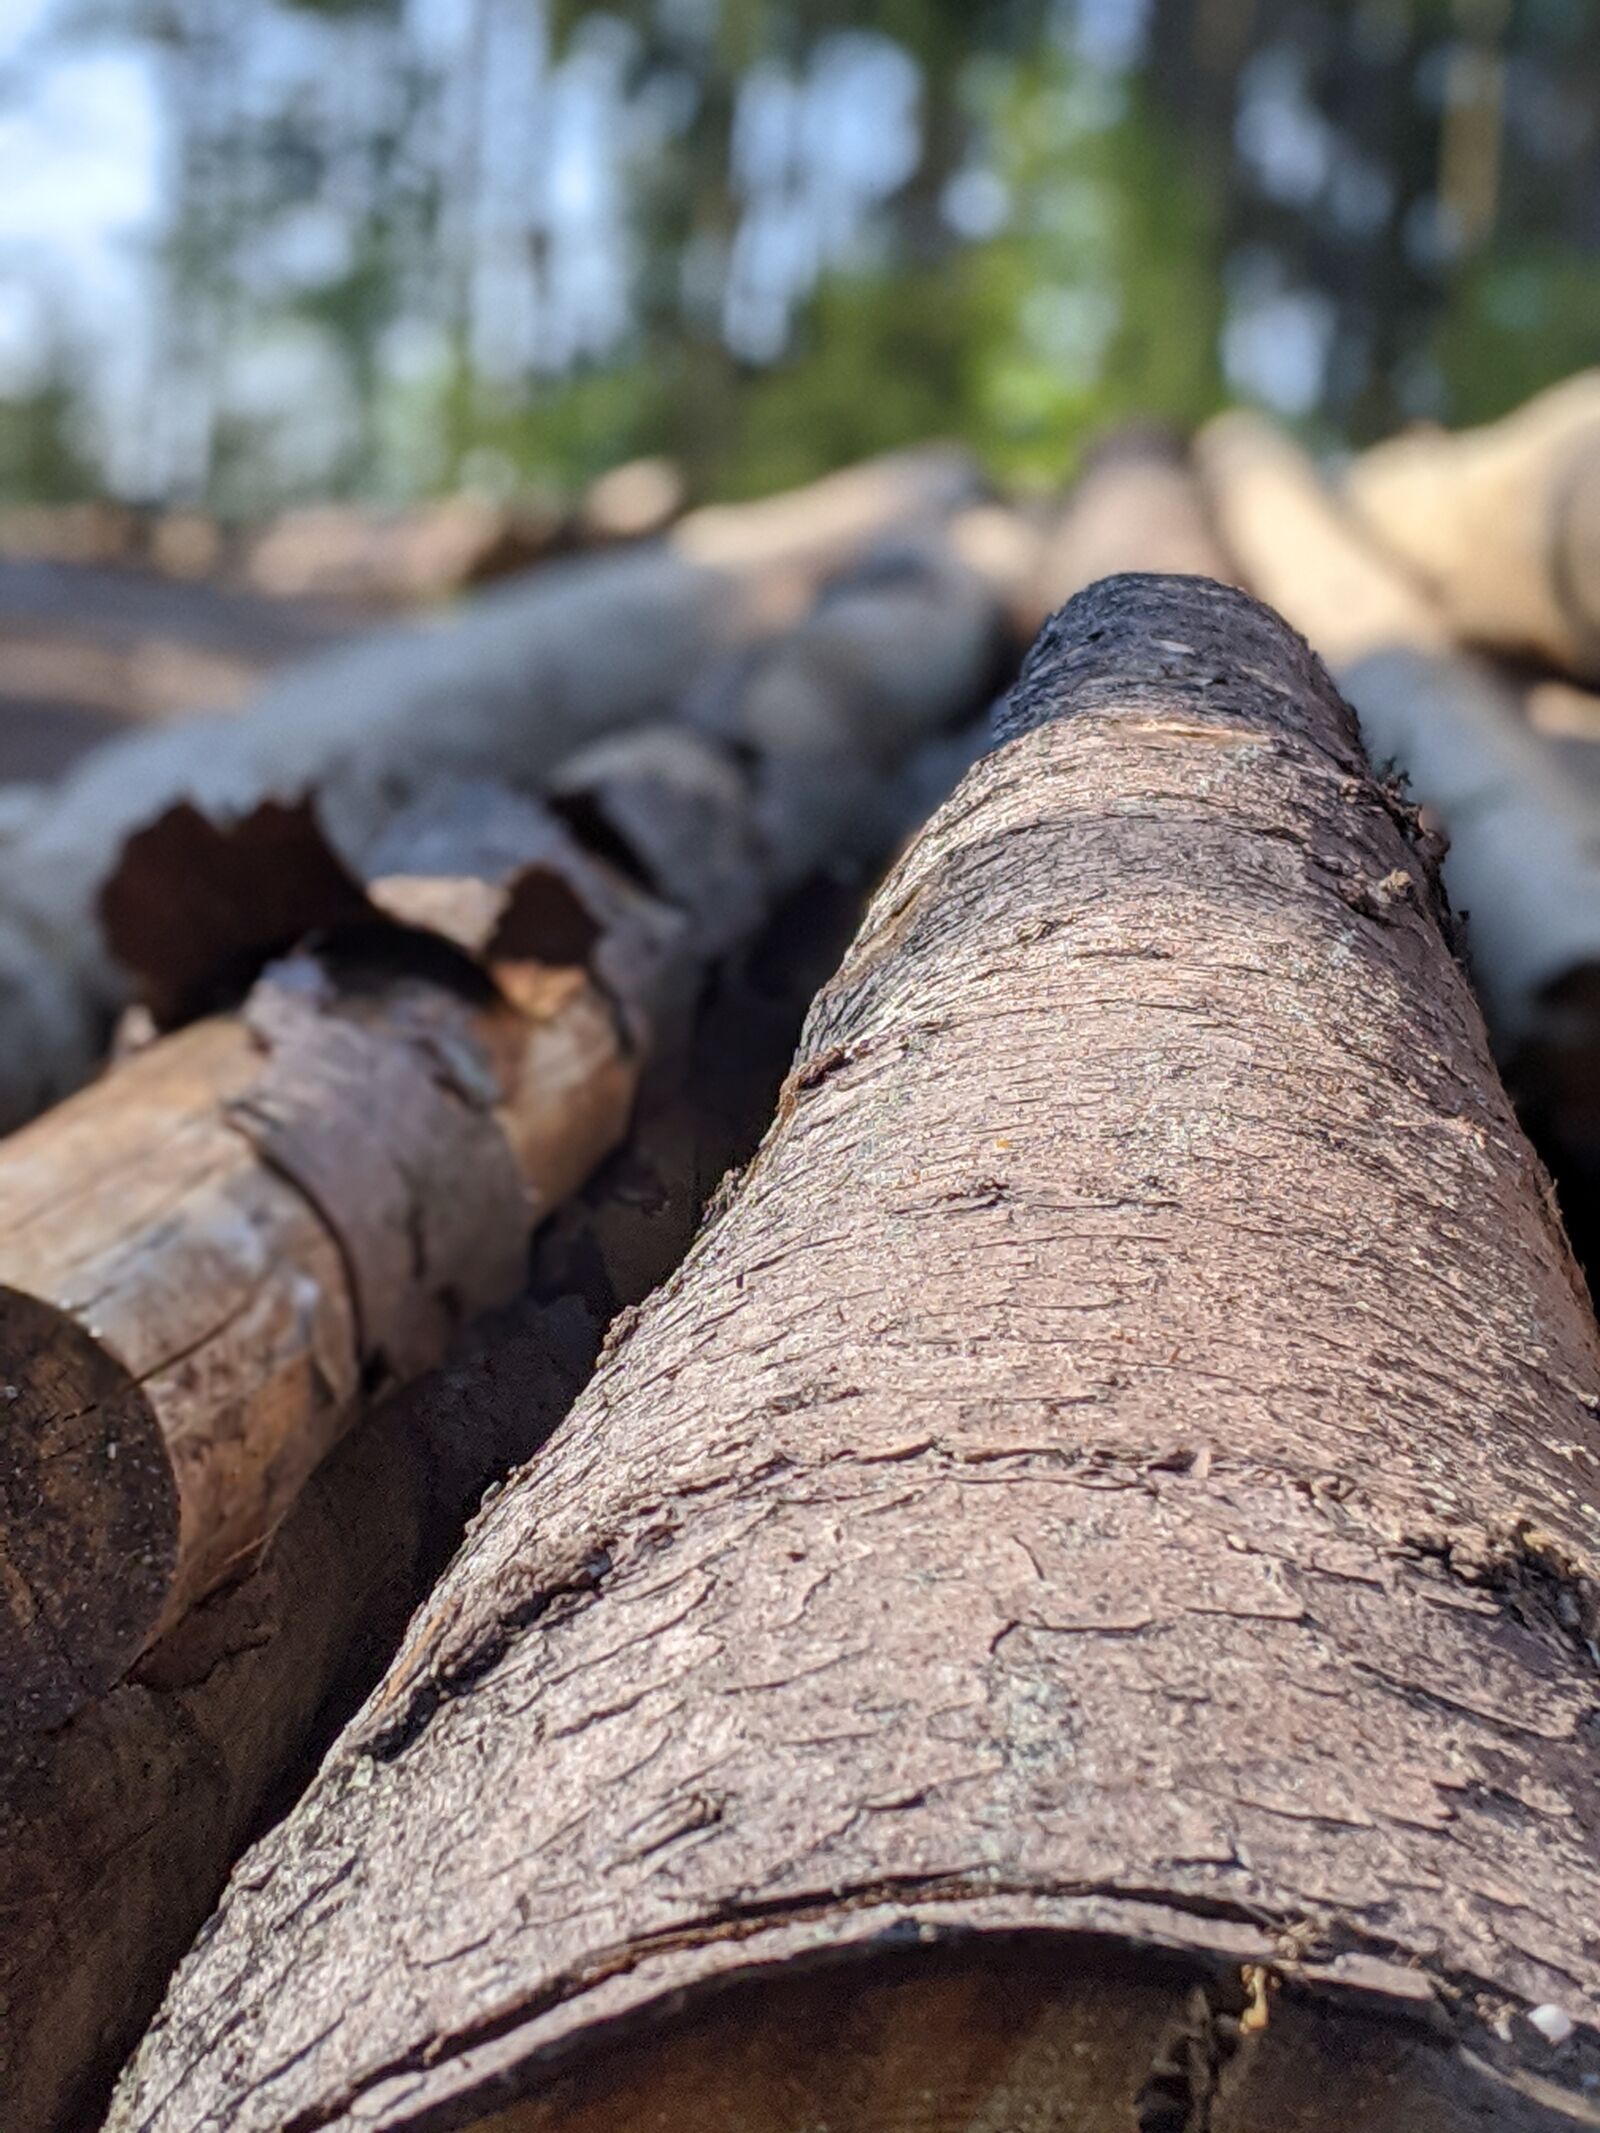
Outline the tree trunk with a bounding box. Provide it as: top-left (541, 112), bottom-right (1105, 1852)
top-left (110, 576), bottom-right (1600, 2133)
top-left (0, 447), bottom-right (982, 1133)
top-left (1196, 410), bottom-right (1600, 1270)
top-left (1344, 372), bottom-right (1600, 680)
top-left (0, 541), bottom-right (1004, 2133)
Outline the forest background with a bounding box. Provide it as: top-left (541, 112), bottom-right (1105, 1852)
top-left (2, 0), bottom-right (1597, 514)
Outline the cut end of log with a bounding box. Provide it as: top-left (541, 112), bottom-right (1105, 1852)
top-left (454, 1933), bottom-right (1600, 2133)
top-left (0, 1284), bottom-right (177, 1732)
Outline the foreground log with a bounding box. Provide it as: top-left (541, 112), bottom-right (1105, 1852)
top-left (1197, 411), bottom-right (1600, 1264)
top-left (0, 446), bottom-right (982, 1133)
top-left (1, 541), bottom-right (1004, 2133)
top-left (1345, 372), bottom-right (1600, 679)
top-left (112, 576), bottom-right (1600, 2133)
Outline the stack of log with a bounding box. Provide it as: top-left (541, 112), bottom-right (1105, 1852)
top-left (2, 381), bottom-right (1600, 2133)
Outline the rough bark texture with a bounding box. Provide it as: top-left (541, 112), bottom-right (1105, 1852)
top-left (1345, 373), bottom-right (1600, 679)
top-left (112, 576), bottom-right (1600, 2133)
top-left (0, 544), bottom-right (1004, 2133)
top-left (0, 446), bottom-right (981, 1133)
top-left (1197, 411), bottom-right (1600, 1271)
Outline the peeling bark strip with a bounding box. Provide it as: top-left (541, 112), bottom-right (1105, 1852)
top-left (113, 576), bottom-right (1600, 2133)
top-left (0, 785), bottom-right (655, 1734)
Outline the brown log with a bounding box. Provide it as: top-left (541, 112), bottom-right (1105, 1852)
top-left (575, 457), bottom-right (687, 545)
top-left (110, 576), bottom-right (1600, 2133)
top-left (242, 495), bottom-right (564, 605)
top-left (0, 446), bottom-right (983, 1135)
top-left (0, 1257), bottom-right (602, 2133)
top-left (938, 434), bottom-right (1232, 650)
top-left (0, 786), bottom-right (660, 1734)
top-left (1196, 411), bottom-right (1600, 1265)
top-left (1344, 372), bottom-right (1600, 679)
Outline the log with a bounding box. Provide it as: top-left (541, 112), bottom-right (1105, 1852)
top-left (938, 434), bottom-right (1231, 649)
top-left (0, 785), bottom-right (662, 1734)
top-left (1196, 412), bottom-right (1600, 1265)
top-left (111, 576), bottom-right (1600, 2133)
top-left (576, 457), bottom-right (687, 545)
top-left (0, 540), bottom-right (1006, 2133)
top-left (1021, 426), bottom-right (1233, 632)
top-left (0, 859), bottom-right (870, 2133)
top-left (242, 495), bottom-right (563, 605)
top-left (0, 1266), bottom-right (601, 2133)
top-left (0, 446), bottom-right (983, 1134)
top-left (1345, 373), bottom-right (1600, 679)
top-left (1, 527), bottom-right (1001, 1733)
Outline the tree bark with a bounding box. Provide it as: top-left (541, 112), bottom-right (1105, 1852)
top-left (0, 446), bottom-right (982, 1134)
top-left (0, 541), bottom-right (1004, 2133)
top-left (1344, 372), bottom-right (1600, 680)
top-left (110, 575), bottom-right (1600, 2133)
top-left (1196, 410), bottom-right (1600, 1270)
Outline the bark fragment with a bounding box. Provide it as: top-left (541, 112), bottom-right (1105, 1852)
top-left (110, 576), bottom-right (1600, 2133)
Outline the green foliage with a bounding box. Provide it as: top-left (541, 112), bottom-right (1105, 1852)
top-left (0, 377), bottom-right (94, 506)
top-left (1433, 244), bottom-right (1600, 426)
top-left (17, 0), bottom-right (1600, 507)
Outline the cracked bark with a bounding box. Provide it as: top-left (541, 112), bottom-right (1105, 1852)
top-left (112, 576), bottom-right (1600, 2133)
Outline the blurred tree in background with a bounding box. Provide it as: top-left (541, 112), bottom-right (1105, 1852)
top-left (0, 0), bottom-right (1595, 509)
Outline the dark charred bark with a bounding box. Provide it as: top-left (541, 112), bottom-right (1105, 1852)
top-left (109, 577), bottom-right (1600, 2133)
